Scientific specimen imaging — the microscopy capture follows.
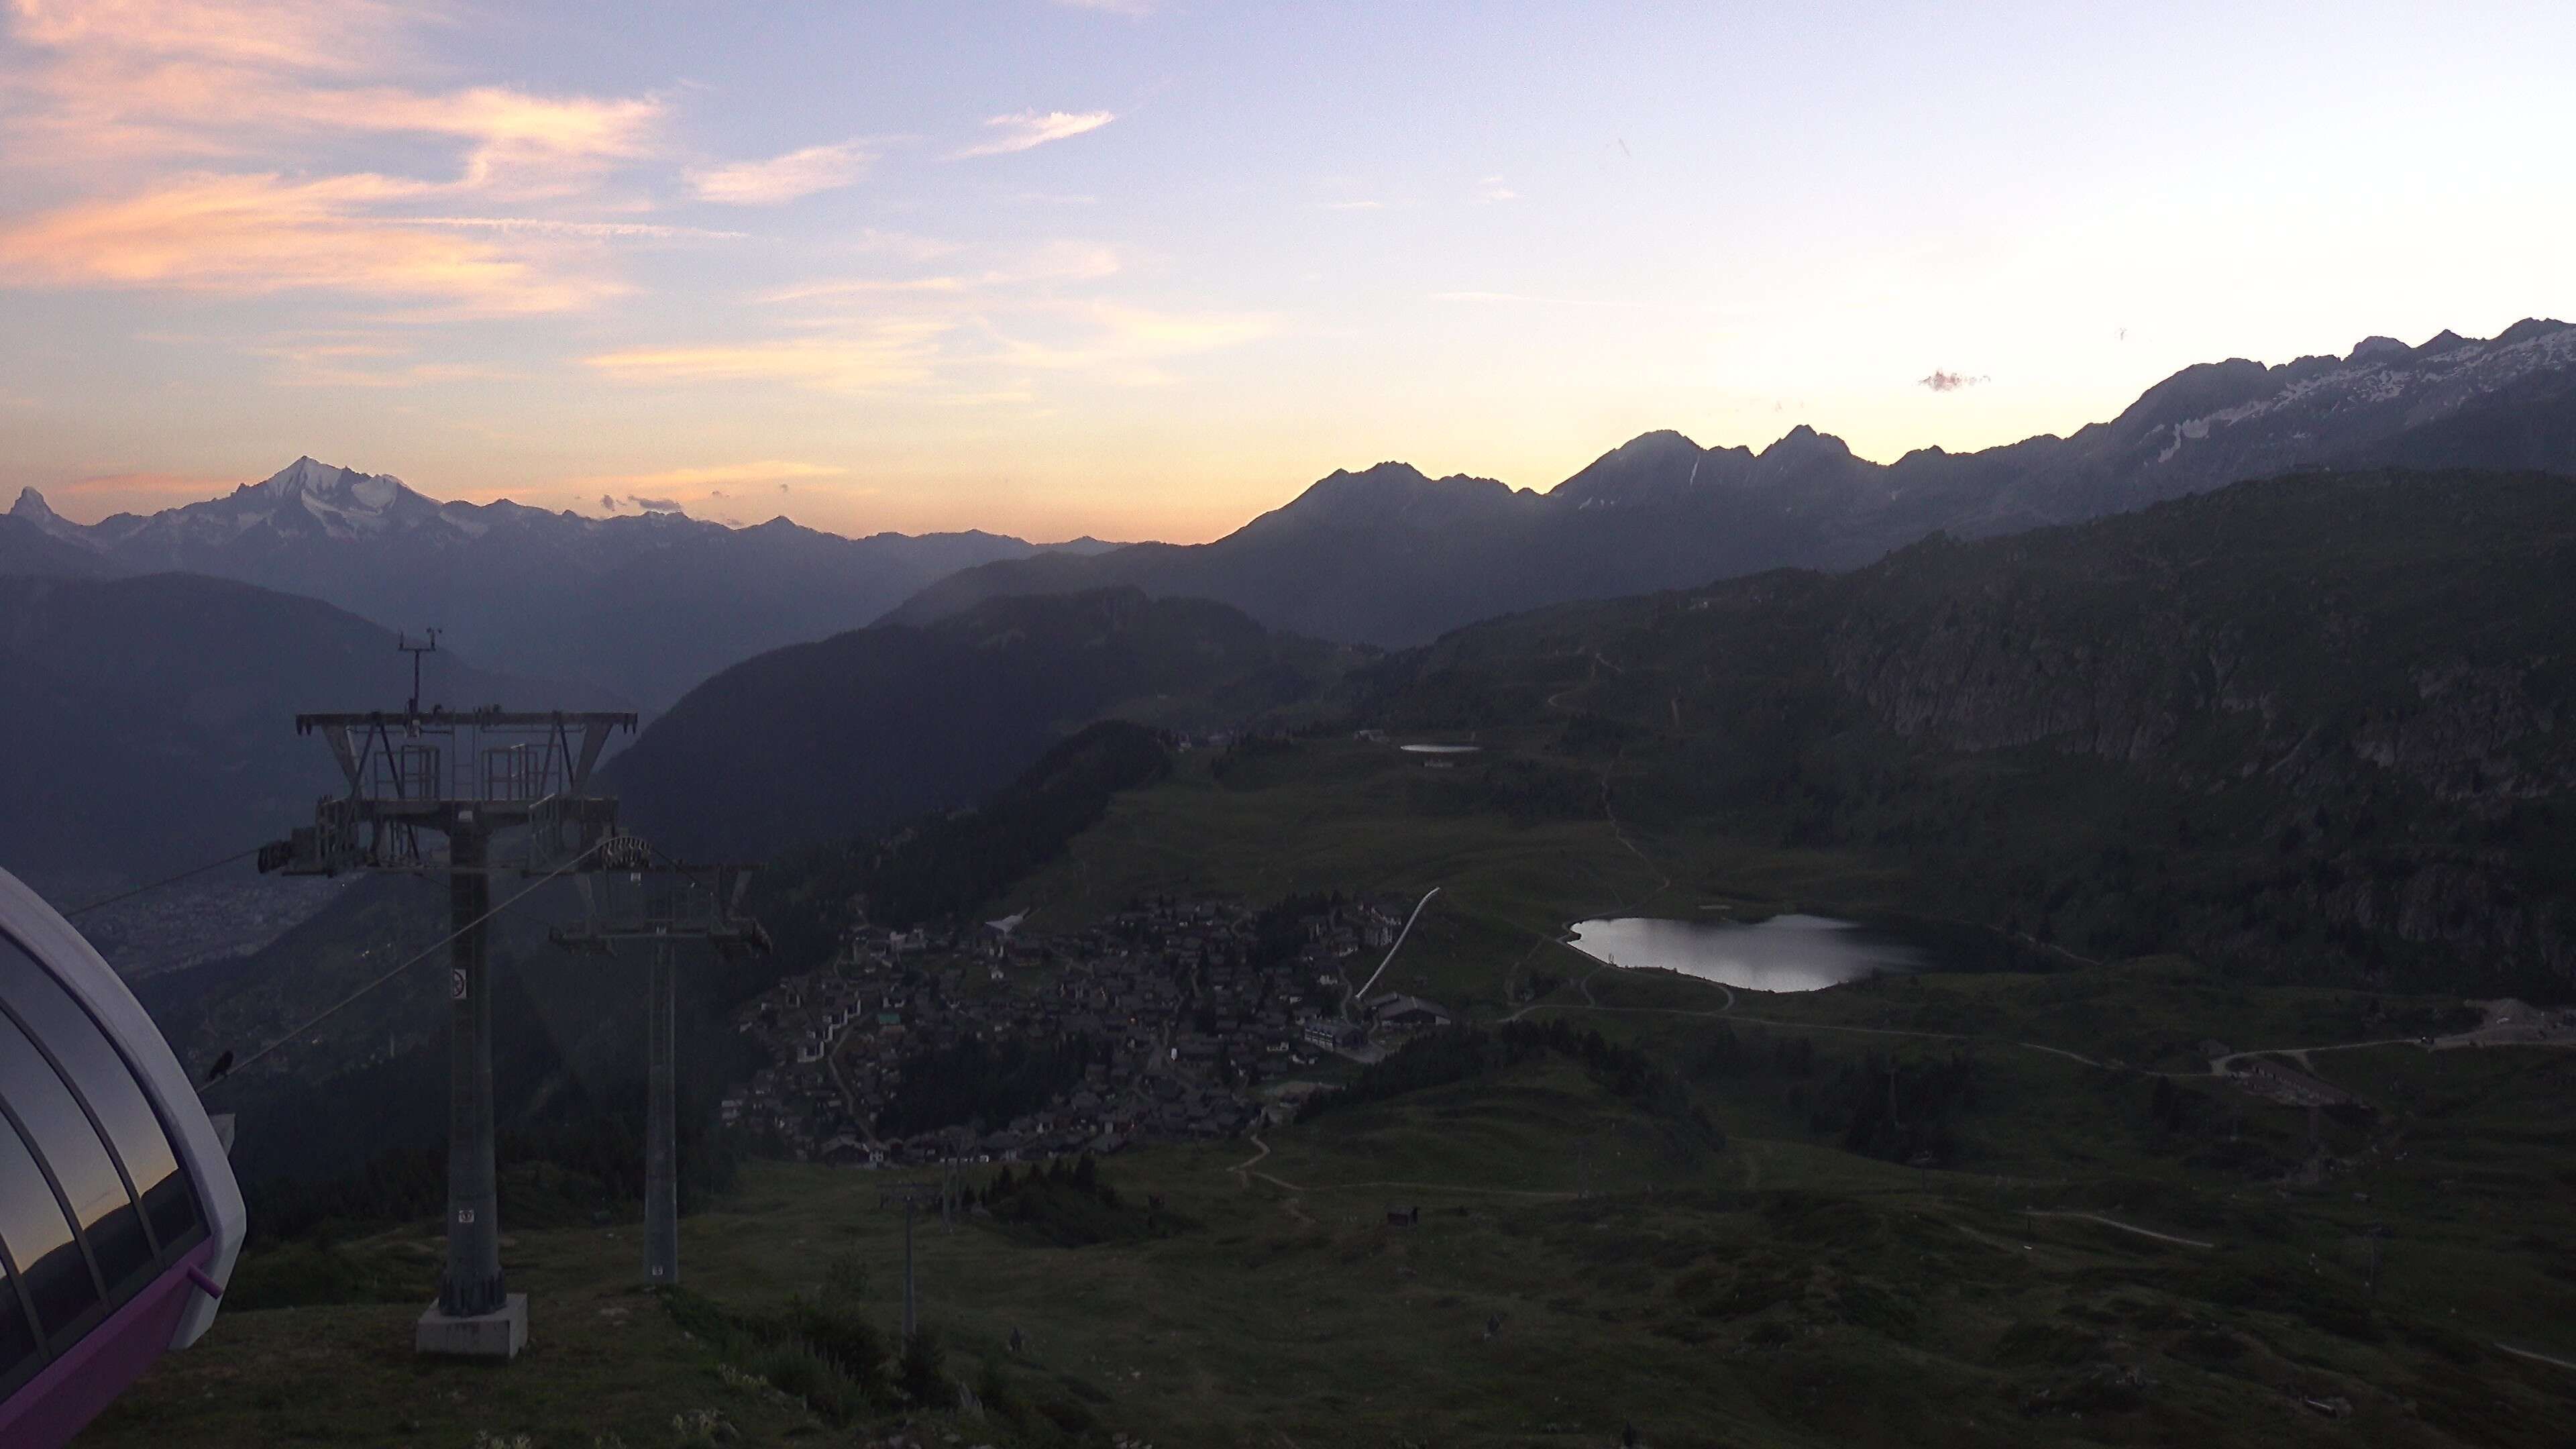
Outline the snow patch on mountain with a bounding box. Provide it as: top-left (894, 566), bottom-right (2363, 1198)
top-left (2151, 321), bottom-right (2576, 470)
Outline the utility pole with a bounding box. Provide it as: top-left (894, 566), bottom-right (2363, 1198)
top-left (261, 654), bottom-right (635, 1360)
top-left (549, 851), bottom-right (768, 1289)
top-left (880, 1181), bottom-right (944, 1341)
top-left (646, 936), bottom-right (676, 1279)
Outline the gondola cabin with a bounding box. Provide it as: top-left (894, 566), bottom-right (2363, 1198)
top-left (0, 868), bottom-right (246, 1448)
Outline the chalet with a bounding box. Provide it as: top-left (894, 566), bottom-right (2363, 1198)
top-left (1367, 994), bottom-right (1455, 1030)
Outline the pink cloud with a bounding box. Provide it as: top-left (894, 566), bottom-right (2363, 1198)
top-left (0, 172), bottom-right (617, 313)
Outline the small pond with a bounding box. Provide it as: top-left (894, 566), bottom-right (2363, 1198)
top-left (1399, 743), bottom-right (1483, 755)
top-left (1564, 913), bottom-right (1931, 994)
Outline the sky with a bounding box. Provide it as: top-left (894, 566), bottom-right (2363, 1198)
top-left (2, 0), bottom-right (2573, 543)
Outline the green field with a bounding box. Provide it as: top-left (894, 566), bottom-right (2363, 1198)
top-left (83, 969), bottom-right (2576, 1448)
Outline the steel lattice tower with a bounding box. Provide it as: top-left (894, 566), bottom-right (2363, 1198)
top-left (262, 698), bottom-right (635, 1358)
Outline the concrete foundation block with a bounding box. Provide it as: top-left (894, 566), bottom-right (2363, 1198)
top-left (415, 1293), bottom-right (528, 1359)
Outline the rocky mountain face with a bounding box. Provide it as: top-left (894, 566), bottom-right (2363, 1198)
top-left (1819, 472), bottom-right (2576, 983)
top-left (606, 587), bottom-right (1362, 859)
top-left (890, 320), bottom-right (2576, 645)
top-left (1366, 467), bottom-right (2576, 989)
top-left (10, 458), bottom-right (1089, 710)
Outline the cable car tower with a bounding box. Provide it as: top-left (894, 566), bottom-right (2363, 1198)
top-left (258, 637), bottom-right (635, 1359)
top-left (547, 853), bottom-right (769, 1288)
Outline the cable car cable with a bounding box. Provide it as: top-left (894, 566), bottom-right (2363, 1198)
top-left (200, 837), bottom-right (612, 1093)
top-left (62, 847), bottom-right (265, 918)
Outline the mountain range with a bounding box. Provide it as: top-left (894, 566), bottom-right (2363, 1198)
top-left (8, 317), bottom-right (2575, 891)
top-left (8, 458), bottom-right (1114, 710)
top-left (888, 319), bottom-right (2576, 644)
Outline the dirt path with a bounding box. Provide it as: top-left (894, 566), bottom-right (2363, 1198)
top-left (2494, 1342), bottom-right (2576, 1373)
top-left (1297, 1179), bottom-right (1578, 1200)
top-left (1227, 1132), bottom-right (1570, 1210)
top-left (1253, 1166), bottom-right (1570, 1201)
top-left (2023, 1210), bottom-right (2213, 1249)
top-left (1228, 1132), bottom-right (1273, 1187)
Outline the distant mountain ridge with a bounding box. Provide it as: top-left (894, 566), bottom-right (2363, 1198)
top-left (606, 586), bottom-right (1362, 859)
top-left (889, 319), bottom-right (2576, 643)
top-left (10, 458), bottom-right (1104, 709)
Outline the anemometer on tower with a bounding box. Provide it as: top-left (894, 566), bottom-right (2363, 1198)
top-left (397, 628), bottom-right (439, 714)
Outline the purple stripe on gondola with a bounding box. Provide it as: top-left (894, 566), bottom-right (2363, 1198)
top-left (0, 1240), bottom-right (215, 1449)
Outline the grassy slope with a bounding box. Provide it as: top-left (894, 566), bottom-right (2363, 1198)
top-left (85, 1025), bottom-right (2576, 1448)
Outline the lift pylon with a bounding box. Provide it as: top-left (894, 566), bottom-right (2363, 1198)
top-left (547, 851), bottom-right (769, 1287)
top-left (260, 681), bottom-right (637, 1360)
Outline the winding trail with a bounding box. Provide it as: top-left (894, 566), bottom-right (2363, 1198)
top-left (1228, 1132), bottom-right (1273, 1187)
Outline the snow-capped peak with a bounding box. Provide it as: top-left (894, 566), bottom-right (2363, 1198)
top-left (7, 486), bottom-right (86, 541)
top-left (219, 457), bottom-right (425, 541)
top-left (254, 456), bottom-right (405, 512)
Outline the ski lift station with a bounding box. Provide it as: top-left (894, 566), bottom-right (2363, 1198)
top-left (0, 867), bottom-right (246, 1449)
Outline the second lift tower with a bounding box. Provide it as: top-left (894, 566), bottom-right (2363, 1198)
top-left (262, 690), bottom-right (635, 1359)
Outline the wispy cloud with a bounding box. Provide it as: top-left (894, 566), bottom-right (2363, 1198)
top-left (956, 109), bottom-right (1116, 158)
top-left (584, 322), bottom-right (955, 393)
top-left (830, 227), bottom-right (962, 262)
top-left (5, 4), bottom-right (663, 189)
top-left (0, 172), bottom-right (617, 313)
top-left (1476, 175), bottom-right (1519, 203)
top-left (6, 1), bottom-right (390, 77)
top-left (763, 240), bottom-right (1121, 303)
top-left (0, 2), bottom-right (672, 311)
top-left (591, 289), bottom-right (1272, 396)
top-left (1322, 200), bottom-right (1385, 211)
top-left (991, 301), bottom-right (1277, 385)
top-left (689, 140), bottom-right (875, 205)
top-left (577, 461), bottom-right (847, 488)
top-left (394, 217), bottom-right (748, 241)
top-left (1429, 290), bottom-right (1643, 309)
top-left (1918, 369), bottom-right (1990, 392)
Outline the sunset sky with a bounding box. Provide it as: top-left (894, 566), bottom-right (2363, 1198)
top-left (3, 0), bottom-right (2572, 543)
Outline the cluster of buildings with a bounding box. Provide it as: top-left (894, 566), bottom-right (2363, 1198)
top-left (81, 875), bottom-right (350, 977)
top-left (717, 894), bottom-right (1448, 1166)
